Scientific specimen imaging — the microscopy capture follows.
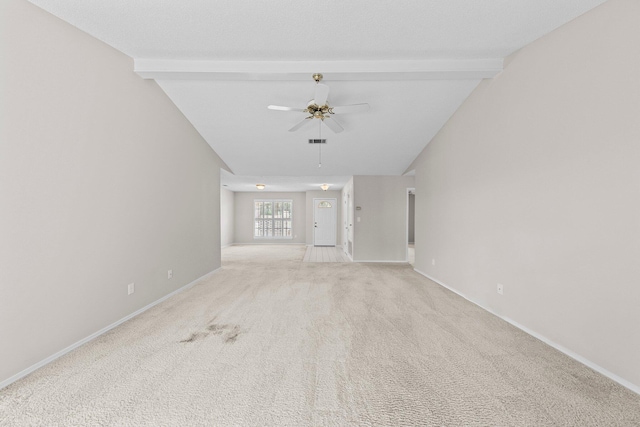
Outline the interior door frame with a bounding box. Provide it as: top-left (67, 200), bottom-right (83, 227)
top-left (313, 197), bottom-right (337, 246)
top-left (406, 187), bottom-right (415, 262)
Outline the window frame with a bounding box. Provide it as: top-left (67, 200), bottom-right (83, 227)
top-left (253, 199), bottom-right (293, 240)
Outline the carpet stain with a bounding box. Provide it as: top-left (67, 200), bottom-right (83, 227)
top-left (224, 326), bottom-right (242, 343)
top-left (180, 332), bottom-right (208, 343)
top-left (207, 324), bottom-right (227, 334)
top-left (180, 323), bottom-right (243, 344)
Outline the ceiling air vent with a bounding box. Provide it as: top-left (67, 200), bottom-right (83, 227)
top-left (308, 139), bottom-right (327, 144)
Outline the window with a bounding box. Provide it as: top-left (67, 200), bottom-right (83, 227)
top-left (254, 200), bottom-right (292, 239)
top-left (317, 201), bottom-right (332, 208)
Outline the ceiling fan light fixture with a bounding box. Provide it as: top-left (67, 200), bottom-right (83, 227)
top-left (320, 183), bottom-right (330, 191)
top-left (267, 72), bottom-right (368, 135)
top-left (256, 184), bottom-right (266, 190)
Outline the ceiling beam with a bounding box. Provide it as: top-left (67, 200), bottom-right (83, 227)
top-left (134, 59), bottom-right (503, 81)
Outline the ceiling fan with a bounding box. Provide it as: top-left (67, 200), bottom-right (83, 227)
top-left (267, 73), bottom-right (369, 134)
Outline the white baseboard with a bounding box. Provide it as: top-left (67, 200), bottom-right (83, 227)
top-left (0, 267), bottom-right (221, 391)
top-left (413, 268), bottom-right (640, 396)
top-left (235, 242), bottom-right (306, 246)
top-left (355, 259), bottom-right (408, 263)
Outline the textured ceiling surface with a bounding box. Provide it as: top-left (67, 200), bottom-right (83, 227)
top-left (27, 1), bottom-right (606, 60)
top-left (28, 0), bottom-right (607, 190)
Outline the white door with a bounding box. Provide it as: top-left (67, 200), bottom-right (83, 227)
top-left (314, 198), bottom-right (336, 246)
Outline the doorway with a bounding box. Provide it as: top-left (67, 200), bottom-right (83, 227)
top-left (407, 188), bottom-right (415, 265)
top-left (343, 190), bottom-right (353, 257)
top-left (313, 198), bottom-right (337, 246)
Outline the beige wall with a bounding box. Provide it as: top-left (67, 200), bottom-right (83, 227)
top-left (233, 192), bottom-right (306, 244)
top-left (220, 187), bottom-right (235, 247)
top-left (305, 190), bottom-right (342, 246)
top-left (410, 0), bottom-right (640, 390)
top-left (0, 0), bottom-right (227, 385)
top-left (353, 176), bottom-right (415, 261)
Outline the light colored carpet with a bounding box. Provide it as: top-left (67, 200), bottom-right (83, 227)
top-left (1, 245), bottom-right (639, 426)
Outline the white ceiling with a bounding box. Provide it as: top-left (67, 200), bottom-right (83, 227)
top-left (28, 0), bottom-right (607, 191)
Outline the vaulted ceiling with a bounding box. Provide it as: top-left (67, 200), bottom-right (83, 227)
top-left (28, 0), bottom-right (606, 191)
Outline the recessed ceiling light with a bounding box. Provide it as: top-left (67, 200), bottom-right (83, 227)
top-left (256, 184), bottom-right (266, 190)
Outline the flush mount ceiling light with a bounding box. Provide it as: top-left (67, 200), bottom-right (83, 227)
top-left (320, 183), bottom-right (330, 191)
top-left (256, 184), bottom-right (266, 190)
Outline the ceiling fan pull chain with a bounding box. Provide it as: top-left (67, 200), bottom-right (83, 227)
top-left (318, 120), bottom-right (322, 168)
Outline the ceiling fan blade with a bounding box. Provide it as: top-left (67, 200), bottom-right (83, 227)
top-left (268, 105), bottom-right (305, 112)
top-left (330, 103), bottom-right (370, 114)
top-left (288, 117), bottom-right (312, 132)
top-left (314, 84), bottom-right (329, 106)
top-left (322, 116), bottom-right (344, 133)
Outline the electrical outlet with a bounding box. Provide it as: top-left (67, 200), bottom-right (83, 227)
top-left (432, 258), bottom-right (435, 266)
top-left (128, 283), bottom-right (135, 295)
top-left (497, 283), bottom-right (504, 295)
top-left (168, 269), bottom-right (173, 279)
